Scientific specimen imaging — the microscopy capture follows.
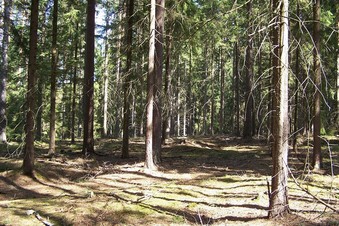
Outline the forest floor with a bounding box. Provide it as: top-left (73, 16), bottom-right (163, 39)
top-left (0, 136), bottom-right (338, 226)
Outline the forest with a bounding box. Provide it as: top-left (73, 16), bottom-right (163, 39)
top-left (0, 0), bottom-right (338, 225)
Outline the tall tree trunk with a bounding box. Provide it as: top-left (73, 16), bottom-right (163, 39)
top-left (176, 64), bottom-right (181, 136)
top-left (243, 0), bottom-right (254, 139)
top-left (268, 0), bottom-right (290, 217)
top-left (153, 0), bottom-right (165, 163)
top-left (23, 0), bottom-right (39, 177)
top-left (103, 17), bottom-right (110, 137)
top-left (82, 0), bottom-right (96, 155)
top-left (210, 52), bottom-right (215, 135)
top-left (145, 0), bottom-right (157, 170)
top-left (0, 0), bottom-right (12, 143)
top-left (48, 0), bottom-right (58, 155)
top-left (71, 24), bottom-right (79, 144)
top-left (312, 0), bottom-right (322, 170)
top-left (122, 0), bottom-right (135, 158)
top-left (234, 42), bottom-right (240, 136)
top-left (220, 48), bottom-right (225, 134)
top-left (36, 80), bottom-right (43, 141)
top-left (114, 0), bottom-right (124, 138)
top-left (336, 3), bottom-right (339, 128)
top-left (162, 35), bottom-right (173, 143)
top-left (187, 46), bottom-right (193, 135)
top-left (145, 0), bottom-right (165, 170)
top-left (293, 2), bottom-right (301, 153)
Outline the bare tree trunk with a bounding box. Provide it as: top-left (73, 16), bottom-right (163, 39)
top-left (122, 0), bottom-right (135, 158)
top-left (103, 17), bottom-right (110, 137)
top-left (71, 23), bottom-right (79, 144)
top-left (268, 0), bottom-right (290, 217)
top-left (145, 0), bottom-right (157, 171)
top-left (162, 35), bottom-right (172, 143)
top-left (176, 65), bottom-right (181, 137)
top-left (312, 0), bottom-right (322, 170)
top-left (48, 0), bottom-right (58, 155)
top-left (23, 0), bottom-right (39, 177)
top-left (234, 42), bottom-right (240, 136)
top-left (0, 0), bottom-right (12, 143)
top-left (210, 52), bottom-right (215, 135)
top-left (82, 0), bottom-right (96, 155)
top-left (293, 2), bottom-right (301, 153)
top-left (114, 0), bottom-right (124, 138)
top-left (243, 0), bottom-right (254, 139)
top-left (336, 4), bottom-right (339, 128)
top-left (220, 48), bottom-right (225, 134)
top-left (152, 0), bottom-right (165, 164)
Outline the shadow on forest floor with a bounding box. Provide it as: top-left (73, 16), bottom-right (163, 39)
top-left (0, 136), bottom-right (338, 226)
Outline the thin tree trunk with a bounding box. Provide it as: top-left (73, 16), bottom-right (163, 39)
top-left (293, 2), bottom-right (301, 152)
top-left (220, 48), bottom-right (225, 134)
top-left (82, 0), bottom-right (96, 155)
top-left (145, 0), bottom-right (157, 170)
top-left (122, 0), bottom-right (135, 158)
top-left (210, 52), bottom-right (215, 135)
top-left (103, 17), bottom-right (110, 137)
top-left (243, 0), bottom-right (254, 139)
top-left (336, 4), bottom-right (339, 127)
top-left (162, 35), bottom-right (172, 143)
top-left (152, 0), bottom-right (165, 164)
top-left (48, 0), bottom-right (58, 155)
top-left (114, 0), bottom-right (124, 138)
top-left (234, 42), bottom-right (240, 136)
top-left (23, 0), bottom-right (39, 177)
top-left (312, 0), bottom-right (322, 170)
top-left (268, 0), bottom-right (290, 217)
top-left (0, 0), bottom-right (12, 143)
top-left (176, 65), bottom-right (181, 137)
top-left (71, 24), bottom-right (79, 144)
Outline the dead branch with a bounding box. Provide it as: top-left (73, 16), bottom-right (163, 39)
top-left (287, 167), bottom-right (339, 213)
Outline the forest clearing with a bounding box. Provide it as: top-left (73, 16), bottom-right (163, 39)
top-left (0, 136), bottom-right (338, 226)
top-left (0, 0), bottom-right (339, 224)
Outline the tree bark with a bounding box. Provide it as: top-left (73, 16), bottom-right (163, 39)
top-left (153, 0), bottom-right (165, 164)
top-left (145, 0), bottom-right (157, 171)
top-left (0, 0), bottom-right (12, 143)
top-left (103, 17), bottom-right (110, 137)
top-left (48, 0), bottom-right (59, 155)
top-left (122, 0), bottom-right (135, 158)
top-left (336, 3), bottom-right (339, 128)
top-left (162, 35), bottom-right (173, 143)
top-left (243, 0), bottom-right (254, 139)
top-left (23, 0), bottom-right (39, 177)
top-left (71, 23), bottom-right (79, 144)
top-left (145, 0), bottom-right (165, 169)
top-left (292, 2), bottom-right (301, 153)
top-left (312, 0), bottom-right (322, 170)
top-left (268, 0), bottom-right (290, 218)
top-left (82, 0), bottom-right (96, 155)
top-left (234, 42), bottom-right (240, 136)
top-left (220, 48), bottom-right (225, 134)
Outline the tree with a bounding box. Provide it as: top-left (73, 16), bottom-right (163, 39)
top-left (312, 0), bottom-right (322, 170)
top-left (48, 0), bottom-right (59, 155)
top-left (145, 0), bottom-right (165, 170)
top-left (23, 0), bottom-right (39, 177)
top-left (337, 3), bottom-right (339, 128)
top-left (83, 0), bottom-right (96, 155)
top-left (268, 0), bottom-right (290, 217)
top-left (122, 0), bottom-right (135, 158)
top-left (243, 0), bottom-right (254, 139)
top-left (0, 0), bottom-right (12, 143)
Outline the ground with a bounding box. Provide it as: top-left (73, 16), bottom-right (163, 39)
top-left (0, 136), bottom-right (338, 226)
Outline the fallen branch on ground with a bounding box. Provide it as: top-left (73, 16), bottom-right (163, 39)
top-left (287, 167), bottom-right (339, 213)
